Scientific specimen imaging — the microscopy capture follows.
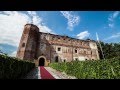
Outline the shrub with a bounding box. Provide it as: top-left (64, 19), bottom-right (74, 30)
top-left (0, 54), bottom-right (35, 79)
top-left (49, 57), bottom-right (120, 79)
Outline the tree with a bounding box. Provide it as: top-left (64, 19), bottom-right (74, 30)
top-left (97, 41), bottom-right (120, 59)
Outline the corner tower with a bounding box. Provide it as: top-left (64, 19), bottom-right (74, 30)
top-left (16, 24), bottom-right (39, 61)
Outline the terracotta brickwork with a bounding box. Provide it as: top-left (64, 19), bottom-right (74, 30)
top-left (16, 24), bottom-right (99, 66)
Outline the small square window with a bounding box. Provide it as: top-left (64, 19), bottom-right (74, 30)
top-left (58, 47), bottom-right (61, 51)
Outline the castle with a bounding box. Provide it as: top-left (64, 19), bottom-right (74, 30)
top-left (16, 24), bottom-right (99, 66)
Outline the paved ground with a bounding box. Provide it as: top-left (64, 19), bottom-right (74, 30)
top-left (45, 67), bottom-right (76, 79)
top-left (24, 66), bottom-right (76, 79)
top-left (40, 66), bottom-right (55, 79)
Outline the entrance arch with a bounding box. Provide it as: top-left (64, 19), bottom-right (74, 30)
top-left (39, 58), bottom-right (45, 66)
top-left (38, 56), bottom-right (46, 66)
top-left (55, 56), bottom-right (58, 62)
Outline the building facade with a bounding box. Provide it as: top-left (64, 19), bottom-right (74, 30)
top-left (16, 24), bottom-right (100, 66)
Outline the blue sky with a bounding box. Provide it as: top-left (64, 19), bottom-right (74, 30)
top-left (0, 11), bottom-right (120, 56)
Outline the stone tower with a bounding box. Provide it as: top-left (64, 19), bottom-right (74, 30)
top-left (16, 24), bottom-right (39, 61)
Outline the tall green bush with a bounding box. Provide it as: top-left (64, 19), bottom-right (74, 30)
top-left (0, 54), bottom-right (35, 79)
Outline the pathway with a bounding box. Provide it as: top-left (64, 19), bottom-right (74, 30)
top-left (24, 66), bottom-right (76, 79)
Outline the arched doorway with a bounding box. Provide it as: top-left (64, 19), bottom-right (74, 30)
top-left (55, 56), bottom-right (58, 62)
top-left (39, 58), bottom-right (45, 66)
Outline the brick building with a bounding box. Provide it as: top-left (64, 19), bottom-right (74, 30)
top-left (16, 24), bottom-right (99, 66)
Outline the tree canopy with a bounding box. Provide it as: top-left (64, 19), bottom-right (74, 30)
top-left (97, 41), bottom-right (120, 59)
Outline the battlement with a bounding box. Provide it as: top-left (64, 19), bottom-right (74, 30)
top-left (25, 24), bottom-right (39, 32)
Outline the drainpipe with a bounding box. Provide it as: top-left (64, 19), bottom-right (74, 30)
top-left (71, 40), bottom-right (73, 61)
top-left (50, 43), bottom-right (51, 63)
top-left (72, 45), bottom-right (73, 61)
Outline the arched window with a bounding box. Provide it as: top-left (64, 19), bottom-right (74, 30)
top-left (22, 43), bottom-right (25, 47)
top-left (75, 49), bottom-right (77, 53)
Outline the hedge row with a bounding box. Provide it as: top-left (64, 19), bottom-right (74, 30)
top-left (49, 57), bottom-right (120, 79)
top-left (0, 54), bottom-right (35, 79)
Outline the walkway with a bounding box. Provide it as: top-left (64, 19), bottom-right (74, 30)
top-left (40, 66), bottom-right (55, 79)
top-left (24, 66), bottom-right (76, 79)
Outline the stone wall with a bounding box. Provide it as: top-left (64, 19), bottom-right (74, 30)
top-left (37, 32), bottom-right (99, 63)
top-left (16, 24), bottom-right (39, 60)
top-left (17, 24), bottom-right (100, 66)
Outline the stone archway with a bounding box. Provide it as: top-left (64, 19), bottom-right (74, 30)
top-left (55, 56), bottom-right (58, 62)
top-left (38, 56), bottom-right (46, 66)
top-left (39, 58), bottom-right (45, 66)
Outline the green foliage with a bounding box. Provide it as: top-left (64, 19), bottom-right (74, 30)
top-left (49, 57), bottom-right (120, 79)
top-left (0, 54), bottom-right (35, 79)
top-left (97, 42), bottom-right (120, 59)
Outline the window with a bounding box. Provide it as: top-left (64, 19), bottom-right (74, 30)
top-left (58, 47), bottom-right (61, 51)
top-left (63, 60), bottom-right (66, 62)
top-left (22, 43), bottom-right (25, 47)
top-left (75, 58), bottom-right (78, 61)
top-left (75, 49), bottom-right (77, 53)
top-left (84, 51), bottom-right (86, 54)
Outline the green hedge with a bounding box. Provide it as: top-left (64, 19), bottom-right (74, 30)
top-left (49, 57), bottom-right (120, 79)
top-left (0, 54), bottom-right (35, 79)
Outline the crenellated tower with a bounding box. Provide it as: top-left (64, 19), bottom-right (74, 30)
top-left (16, 24), bottom-right (39, 61)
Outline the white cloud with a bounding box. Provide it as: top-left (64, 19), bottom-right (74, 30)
top-left (108, 23), bottom-right (114, 28)
top-left (0, 11), bottom-right (54, 47)
top-left (27, 11), bottom-right (42, 25)
top-left (113, 11), bottom-right (120, 18)
top-left (76, 31), bottom-right (90, 39)
top-left (104, 32), bottom-right (120, 41)
top-left (27, 11), bottom-right (55, 34)
top-left (0, 11), bottom-right (55, 57)
top-left (27, 11), bottom-right (37, 16)
top-left (38, 25), bottom-right (55, 34)
top-left (108, 11), bottom-right (120, 21)
top-left (60, 11), bottom-right (80, 31)
top-left (108, 11), bottom-right (120, 28)
top-left (0, 11), bottom-right (31, 47)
